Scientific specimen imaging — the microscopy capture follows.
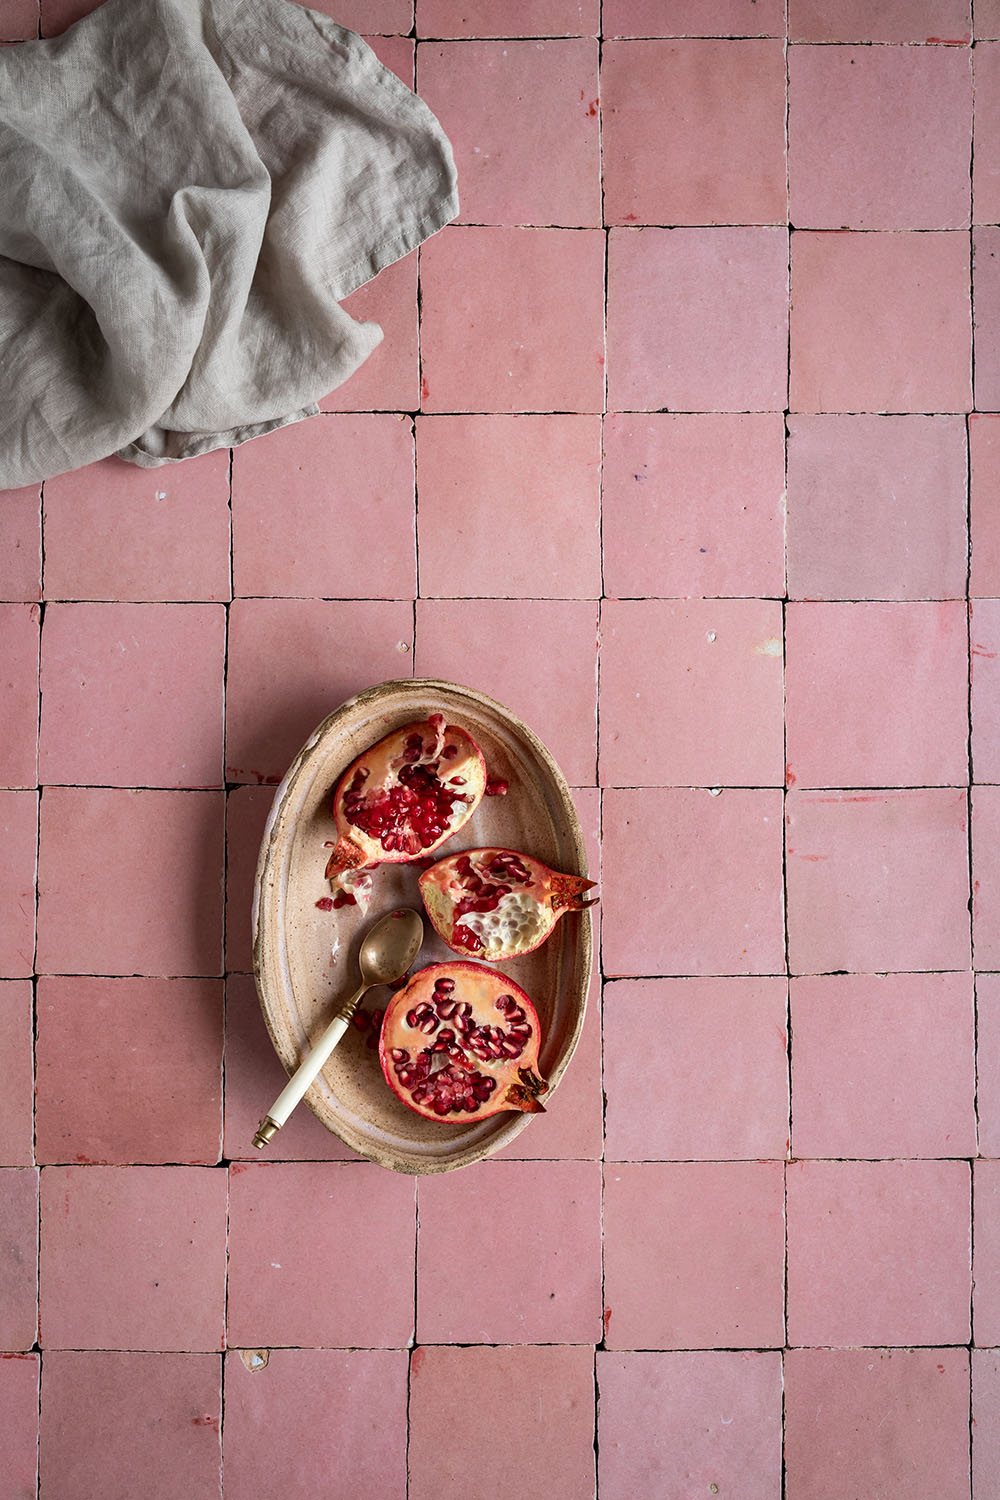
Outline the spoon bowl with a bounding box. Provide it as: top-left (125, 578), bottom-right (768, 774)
top-left (252, 907), bottom-right (424, 1147)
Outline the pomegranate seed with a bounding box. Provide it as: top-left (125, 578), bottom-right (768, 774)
top-left (485, 777), bottom-right (508, 796)
top-left (315, 896), bottom-right (335, 911)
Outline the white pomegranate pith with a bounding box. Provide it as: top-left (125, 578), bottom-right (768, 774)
top-left (419, 848), bottom-right (597, 960)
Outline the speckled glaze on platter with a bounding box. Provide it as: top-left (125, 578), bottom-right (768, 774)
top-left (252, 679), bottom-right (593, 1173)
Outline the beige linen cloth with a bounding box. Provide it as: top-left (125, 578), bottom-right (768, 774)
top-left (0, 0), bottom-right (457, 486)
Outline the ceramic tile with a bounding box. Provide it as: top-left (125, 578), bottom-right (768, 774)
top-left (976, 45), bottom-right (1000, 223)
top-left (789, 45), bottom-right (971, 230)
top-left (790, 230), bottom-right (973, 413)
top-left (416, 1160), bottom-right (603, 1344)
top-left (601, 787), bottom-right (785, 976)
top-left (415, 414), bottom-right (602, 598)
top-left (974, 1349), bottom-right (1000, 1498)
top-left (977, 974), bottom-right (1000, 1155)
top-left (603, 0), bottom-right (785, 35)
top-left (980, 0), bottom-right (1000, 36)
top-left (39, 1164), bottom-right (227, 1350)
top-left (785, 1349), bottom-right (972, 1500)
top-left (36, 787), bottom-right (223, 976)
top-left (607, 227), bottom-right (789, 412)
top-left (785, 788), bottom-right (971, 974)
top-left (603, 1161), bottom-right (786, 1348)
top-left (789, 0), bottom-right (971, 40)
top-left (417, 41), bottom-right (600, 227)
top-left (602, 412), bottom-right (786, 599)
top-left (786, 414), bottom-right (969, 601)
top-left (973, 599), bottom-right (1000, 781)
top-left (786, 1160), bottom-right (971, 1346)
top-left (599, 598), bottom-right (785, 787)
top-left (40, 1351), bottom-right (221, 1500)
top-left (604, 977), bottom-right (789, 1161)
top-left (976, 1158), bottom-right (1000, 1343)
top-left (790, 972), bottom-right (976, 1159)
top-left (226, 1161), bottom-right (415, 1347)
top-left (38, 602), bottom-right (225, 788)
top-left (224, 597), bottom-right (413, 784)
top-left (414, 598), bottom-right (599, 784)
top-left (416, 0), bottom-right (600, 33)
top-left (304, 0), bottom-right (413, 31)
top-left (0, 1355), bottom-right (39, 1499)
top-left (231, 415), bottom-right (416, 600)
top-left (223, 974), bottom-right (358, 1162)
top-left (319, 252), bottom-right (419, 412)
top-left (419, 226), bottom-right (605, 413)
top-left (975, 787), bottom-right (1000, 969)
top-left (364, 32), bottom-right (414, 85)
top-left (0, 790), bottom-right (36, 978)
top-left (0, 602), bottom-right (38, 788)
top-left (0, 0), bottom-right (38, 39)
top-left (597, 1351), bottom-right (783, 1500)
top-left (42, 452), bottom-right (231, 602)
top-left (602, 40), bottom-right (786, 226)
top-left (0, 483), bottom-right (41, 600)
top-left (0, 981), bottom-right (33, 1166)
top-left (409, 1346), bottom-right (596, 1500)
top-left (971, 416), bottom-right (1000, 595)
top-left (0, 1168), bottom-right (38, 1350)
top-left (35, 976), bottom-right (223, 1165)
top-left (223, 1349), bottom-right (408, 1500)
top-left (975, 228), bottom-right (1000, 409)
top-left (224, 785), bottom-right (273, 974)
top-left (784, 601), bottom-right (969, 788)
top-left (38, 0), bottom-right (95, 35)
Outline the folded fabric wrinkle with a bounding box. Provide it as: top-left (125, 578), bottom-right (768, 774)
top-left (0, 0), bottom-right (458, 486)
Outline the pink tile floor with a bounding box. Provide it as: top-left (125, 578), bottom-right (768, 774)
top-left (2, 0), bottom-right (999, 1495)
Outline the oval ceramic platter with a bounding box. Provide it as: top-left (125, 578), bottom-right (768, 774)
top-left (252, 679), bottom-right (594, 1174)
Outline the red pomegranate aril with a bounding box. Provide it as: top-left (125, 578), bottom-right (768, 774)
top-left (419, 848), bottom-right (597, 960)
top-left (485, 777), bottom-right (508, 796)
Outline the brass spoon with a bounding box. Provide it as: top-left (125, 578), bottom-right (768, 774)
top-left (252, 907), bottom-right (424, 1148)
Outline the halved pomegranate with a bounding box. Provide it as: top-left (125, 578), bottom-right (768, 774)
top-left (419, 848), bottom-right (597, 960)
top-left (324, 715), bottom-right (487, 893)
top-left (379, 963), bottom-right (548, 1121)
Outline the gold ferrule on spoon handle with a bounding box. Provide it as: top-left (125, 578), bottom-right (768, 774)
top-left (251, 982), bottom-right (368, 1148)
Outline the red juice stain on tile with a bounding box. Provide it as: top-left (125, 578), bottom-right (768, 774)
top-left (230, 1161), bottom-right (251, 1175)
top-left (785, 764), bottom-right (796, 788)
top-left (603, 1306), bottom-right (613, 1334)
top-left (974, 878), bottom-right (981, 919)
top-left (410, 1346), bottom-right (427, 1377)
top-left (0, 1352), bottom-right (33, 1361)
top-left (585, 99), bottom-right (598, 117)
top-left (421, 374), bottom-right (430, 402)
top-left (192, 1416), bottom-right (218, 1428)
top-left (927, 35), bottom-right (971, 43)
top-left (29, 603), bottom-right (40, 623)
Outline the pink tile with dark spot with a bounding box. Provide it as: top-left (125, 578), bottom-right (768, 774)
top-left (0, 1355), bottom-right (38, 1500)
top-left (0, 791), bottom-right (36, 979)
top-left (419, 227), bottom-right (605, 413)
top-left (602, 787), bottom-right (785, 977)
top-left (225, 598), bottom-right (413, 784)
top-left (39, 1165), bottom-right (227, 1351)
top-left (604, 977), bottom-right (789, 1161)
top-left (598, 1351), bottom-right (783, 1500)
top-left (231, 415), bottom-right (415, 600)
top-left (417, 41), bottom-right (601, 227)
top-left (785, 1349), bottom-right (972, 1500)
top-left (415, 415), bottom-right (602, 598)
top-left (223, 1349), bottom-right (408, 1500)
top-left (0, 603), bottom-right (38, 788)
top-left (786, 1160), bottom-right (971, 1346)
top-left (599, 598), bottom-right (785, 787)
top-left (42, 453), bottom-right (231, 603)
top-left (789, 45), bottom-right (972, 229)
top-left (416, 1160), bottom-right (603, 1344)
top-left (39, 603), bottom-right (225, 788)
top-left (415, 599), bottom-right (598, 785)
top-left (791, 230), bottom-right (972, 413)
top-left (0, 1169), bottom-right (37, 1350)
top-left (603, 1161), bottom-right (786, 1348)
top-left (36, 787), bottom-right (224, 977)
top-left (602, 40), bottom-right (786, 226)
top-left (409, 1346), bottom-right (596, 1500)
top-left (602, 413), bottom-right (786, 599)
top-left (40, 1352), bottom-right (222, 1500)
top-left (608, 228), bottom-right (789, 412)
top-left (226, 1162), bottom-right (415, 1348)
top-left (320, 253), bottom-right (418, 413)
top-left (786, 415), bottom-right (969, 601)
top-left (603, 0), bottom-right (785, 34)
top-left (973, 599), bottom-right (1000, 781)
top-left (975, 228), bottom-right (1000, 410)
top-left (786, 789), bottom-right (971, 974)
top-left (0, 981), bottom-right (33, 1166)
top-left (35, 977), bottom-right (223, 1165)
top-left (0, 483), bottom-right (41, 601)
top-left (790, 973), bottom-right (976, 1159)
top-left (789, 0), bottom-right (971, 40)
top-left (784, 601), bottom-right (969, 788)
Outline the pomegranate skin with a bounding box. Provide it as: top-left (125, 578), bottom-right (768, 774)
top-left (324, 714), bottom-right (486, 885)
top-left (419, 848), bottom-right (597, 960)
top-left (378, 962), bottom-right (548, 1123)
